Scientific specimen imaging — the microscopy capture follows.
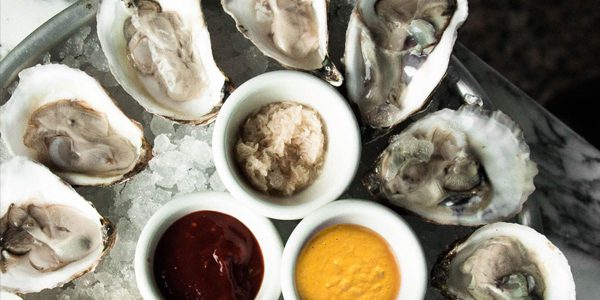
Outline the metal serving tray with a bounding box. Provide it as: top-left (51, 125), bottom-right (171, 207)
top-left (0, 1), bottom-right (543, 299)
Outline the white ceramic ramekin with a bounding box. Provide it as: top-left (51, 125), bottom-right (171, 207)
top-left (281, 199), bottom-right (427, 300)
top-left (134, 192), bottom-right (282, 300)
top-left (212, 71), bottom-right (361, 220)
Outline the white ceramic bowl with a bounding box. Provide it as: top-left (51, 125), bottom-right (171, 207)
top-left (281, 199), bottom-right (427, 300)
top-left (212, 71), bottom-right (361, 220)
top-left (134, 192), bottom-right (282, 300)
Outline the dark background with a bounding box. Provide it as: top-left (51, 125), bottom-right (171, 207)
top-left (458, 0), bottom-right (600, 147)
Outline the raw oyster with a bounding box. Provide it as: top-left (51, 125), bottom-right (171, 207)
top-left (221, 0), bottom-right (343, 86)
top-left (97, 0), bottom-right (230, 123)
top-left (432, 222), bottom-right (576, 300)
top-left (0, 157), bottom-right (116, 294)
top-left (345, 0), bottom-right (468, 128)
top-left (0, 64), bottom-right (151, 186)
top-left (364, 105), bottom-right (538, 225)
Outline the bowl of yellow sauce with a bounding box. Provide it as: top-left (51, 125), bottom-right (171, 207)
top-left (281, 200), bottom-right (427, 300)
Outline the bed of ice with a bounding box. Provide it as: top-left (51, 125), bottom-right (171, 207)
top-left (7, 25), bottom-right (229, 299)
top-left (0, 1), bottom-right (355, 299)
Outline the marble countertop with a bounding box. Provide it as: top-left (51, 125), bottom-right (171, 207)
top-left (0, 0), bottom-right (75, 59)
top-left (455, 44), bottom-right (600, 299)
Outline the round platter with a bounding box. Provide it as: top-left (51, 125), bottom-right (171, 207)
top-left (0, 1), bottom-right (543, 299)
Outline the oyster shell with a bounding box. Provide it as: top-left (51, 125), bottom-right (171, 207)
top-left (0, 64), bottom-right (151, 186)
top-left (221, 0), bottom-right (343, 86)
top-left (345, 0), bottom-right (468, 128)
top-left (0, 157), bottom-right (116, 294)
top-left (432, 222), bottom-right (576, 300)
top-left (364, 105), bottom-right (538, 225)
top-left (0, 291), bottom-right (22, 300)
top-left (97, 0), bottom-right (230, 123)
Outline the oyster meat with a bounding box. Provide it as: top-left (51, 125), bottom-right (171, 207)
top-left (432, 222), bottom-right (576, 300)
top-left (345, 0), bottom-right (468, 128)
top-left (0, 157), bottom-right (116, 294)
top-left (0, 64), bottom-right (151, 186)
top-left (221, 0), bottom-right (343, 85)
top-left (97, 0), bottom-right (229, 123)
top-left (365, 105), bottom-right (538, 225)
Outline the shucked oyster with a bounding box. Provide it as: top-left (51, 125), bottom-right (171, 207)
top-left (98, 0), bottom-right (230, 123)
top-left (432, 222), bottom-right (575, 300)
top-left (221, 0), bottom-right (343, 86)
top-left (0, 64), bottom-right (151, 186)
top-left (345, 0), bottom-right (468, 128)
top-left (0, 157), bottom-right (116, 294)
top-left (365, 105), bottom-right (538, 225)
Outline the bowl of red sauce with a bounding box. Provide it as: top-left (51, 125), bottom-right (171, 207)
top-left (135, 192), bottom-right (282, 299)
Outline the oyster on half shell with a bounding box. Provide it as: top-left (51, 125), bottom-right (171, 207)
top-left (345, 0), bottom-right (468, 128)
top-left (432, 222), bottom-right (576, 300)
top-left (0, 157), bottom-right (116, 294)
top-left (0, 64), bottom-right (151, 186)
top-left (365, 105), bottom-right (538, 225)
top-left (97, 0), bottom-right (230, 123)
top-left (221, 0), bottom-right (343, 86)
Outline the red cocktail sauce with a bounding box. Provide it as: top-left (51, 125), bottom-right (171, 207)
top-left (153, 211), bottom-right (264, 299)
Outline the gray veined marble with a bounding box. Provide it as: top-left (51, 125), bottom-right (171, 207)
top-left (454, 43), bottom-right (600, 299)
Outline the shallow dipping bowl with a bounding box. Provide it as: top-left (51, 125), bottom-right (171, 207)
top-left (134, 192), bottom-right (282, 300)
top-left (213, 71), bottom-right (361, 220)
top-left (281, 199), bottom-right (428, 300)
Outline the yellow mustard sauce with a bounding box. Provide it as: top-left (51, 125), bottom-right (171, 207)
top-left (295, 224), bottom-right (400, 300)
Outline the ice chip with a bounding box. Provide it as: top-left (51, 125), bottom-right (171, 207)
top-left (179, 138), bottom-right (212, 167)
top-left (151, 116), bottom-right (176, 136)
top-left (153, 134), bottom-right (176, 154)
top-left (209, 171), bottom-right (226, 192)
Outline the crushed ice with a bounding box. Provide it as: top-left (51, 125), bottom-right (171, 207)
top-left (22, 116), bottom-right (224, 300)
top-left (14, 24), bottom-right (231, 300)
